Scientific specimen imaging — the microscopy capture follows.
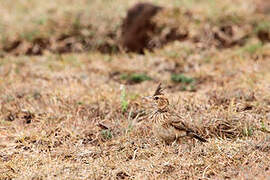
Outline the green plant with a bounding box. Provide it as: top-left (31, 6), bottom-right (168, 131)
top-left (260, 120), bottom-right (270, 133)
top-left (254, 21), bottom-right (270, 33)
top-left (242, 42), bottom-right (263, 55)
top-left (120, 73), bottom-right (152, 83)
top-left (243, 126), bottom-right (254, 137)
top-left (21, 29), bottom-right (41, 42)
top-left (101, 130), bottom-right (112, 140)
top-left (120, 85), bottom-right (128, 113)
top-left (104, 55), bottom-right (113, 62)
top-left (171, 74), bottom-right (194, 84)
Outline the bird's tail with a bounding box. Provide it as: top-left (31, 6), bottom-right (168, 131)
top-left (188, 132), bottom-right (207, 142)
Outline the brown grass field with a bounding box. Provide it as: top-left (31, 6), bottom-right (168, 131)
top-left (1, 0), bottom-right (270, 179)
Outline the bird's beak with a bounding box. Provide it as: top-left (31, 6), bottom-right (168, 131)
top-left (142, 96), bottom-right (153, 100)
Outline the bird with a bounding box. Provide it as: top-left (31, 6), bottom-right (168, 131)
top-left (144, 83), bottom-right (207, 144)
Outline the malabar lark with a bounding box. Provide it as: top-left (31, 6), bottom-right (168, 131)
top-left (145, 83), bottom-right (207, 144)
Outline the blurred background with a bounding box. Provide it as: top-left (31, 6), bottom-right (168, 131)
top-left (0, 0), bottom-right (269, 56)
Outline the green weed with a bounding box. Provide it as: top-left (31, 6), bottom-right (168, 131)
top-left (171, 74), bottom-right (194, 84)
top-left (254, 21), bottom-right (270, 33)
top-left (120, 85), bottom-right (128, 113)
top-left (120, 73), bottom-right (152, 83)
top-left (242, 42), bottom-right (263, 55)
top-left (243, 126), bottom-right (254, 137)
top-left (101, 130), bottom-right (112, 140)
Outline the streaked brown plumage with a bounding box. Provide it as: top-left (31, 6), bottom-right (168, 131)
top-left (146, 83), bottom-right (207, 144)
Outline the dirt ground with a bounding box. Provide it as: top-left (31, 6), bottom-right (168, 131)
top-left (1, 0), bottom-right (270, 179)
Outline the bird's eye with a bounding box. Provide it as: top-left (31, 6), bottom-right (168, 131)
top-left (154, 96), bottom-right (159, 100)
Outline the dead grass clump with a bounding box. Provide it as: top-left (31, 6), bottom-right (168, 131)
top-left (152, 4), bottom-right (269, 50)
top-left (1, 100), bottom-right (38, 126)
top-left (208, 88), bottom-right (256, 108)
top-left (1, 26), bottom-right (120, 56)
top-left (201, 113), bottom-right (253, 139)
top-left (178, 107), bottom-right (254, 140)
top-left (14, 127), bottom-right (72, 152)
top-left (172, 90), bottom-right (259, 140)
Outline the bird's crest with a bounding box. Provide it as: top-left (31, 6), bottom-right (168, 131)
top-left (153, 83), bottom-right (164, 96)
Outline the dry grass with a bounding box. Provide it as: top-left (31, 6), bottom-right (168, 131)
top-left (1, 0), bottom-right (270, 179)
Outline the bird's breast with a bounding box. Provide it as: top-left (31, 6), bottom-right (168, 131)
top-left (151, 112), bottom-right (177, 142)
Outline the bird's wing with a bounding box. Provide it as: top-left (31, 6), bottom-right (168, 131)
top-left (169, 112), bottom-right (208, 142)
top-left (169, 114), bottom-right (193, 132)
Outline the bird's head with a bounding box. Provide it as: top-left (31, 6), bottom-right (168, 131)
top-left (144, 83), bottom-right (169, 111)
